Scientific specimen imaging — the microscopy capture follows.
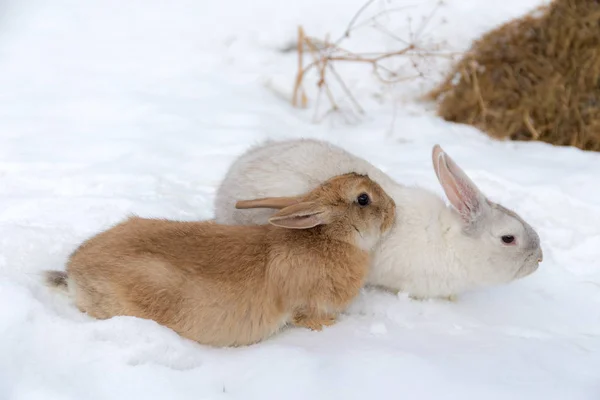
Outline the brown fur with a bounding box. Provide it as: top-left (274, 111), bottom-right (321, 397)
top-left (46, 173), bottom-right (395, 347)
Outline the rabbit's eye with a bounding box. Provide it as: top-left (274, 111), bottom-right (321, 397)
top-left (501, 235), bottom-right (515, 244)
top-left (357, 193), bottom-right (370, 206)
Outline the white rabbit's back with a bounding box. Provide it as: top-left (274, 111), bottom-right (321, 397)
top-left (214, 139), bottom-right (397, 225)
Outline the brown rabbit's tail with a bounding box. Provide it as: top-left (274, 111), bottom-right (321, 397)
top-left (44, 270), bottom-right (69, 294)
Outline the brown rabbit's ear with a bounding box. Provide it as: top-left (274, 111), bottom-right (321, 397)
top-left (268, 202), bottom-right (330, 229)
top-left (235, 196), bottom-right (301, 210)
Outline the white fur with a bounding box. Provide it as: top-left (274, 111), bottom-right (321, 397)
top-left (214, 139), bottom-right (543, 298)
top-left (353, 225), bottom-right (383, 253)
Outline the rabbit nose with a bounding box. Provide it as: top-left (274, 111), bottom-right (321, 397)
top-left (536, 249), bottom-right (544, 263)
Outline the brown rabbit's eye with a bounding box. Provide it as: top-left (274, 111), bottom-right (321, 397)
top-left (501, 235), bottom-right (515, 244)
top-left (357, 193), bottom-right (370, 206)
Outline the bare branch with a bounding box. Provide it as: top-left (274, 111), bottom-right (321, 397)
top-left (335, 0), bottom-right (378, 44)
top-left (291, 0), bottom-right (450, 123)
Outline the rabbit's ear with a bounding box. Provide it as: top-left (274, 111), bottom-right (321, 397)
top-left (235, 196), bottom-right (301, 210)
top-left (268, 202), bottom-right (330, 229)
top-left (432, 145), bottom-right (488, 224)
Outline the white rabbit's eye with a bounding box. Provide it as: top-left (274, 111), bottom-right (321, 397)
top-left (501, 235), bottom-right (515, 244)
top-left (357, 193), bottom-right (370, 206)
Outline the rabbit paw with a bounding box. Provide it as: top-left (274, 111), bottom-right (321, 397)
top-left (443, 294), bottom-right (459, 302)
top-left (409, 294), bottom-right (458, 302)
top-left (292, 314), bottom-right (337, 331)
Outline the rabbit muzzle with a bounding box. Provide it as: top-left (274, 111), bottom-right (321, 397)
top-left (514, 249), bottom-right (543, 279)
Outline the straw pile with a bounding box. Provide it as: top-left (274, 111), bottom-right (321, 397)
top-left (428, 0), bottom-right (600, 151)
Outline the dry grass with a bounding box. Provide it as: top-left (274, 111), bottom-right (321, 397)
top-left (428, 0), bottom-right (600, 151)
top-left (291, 0), bottom-right (450, 123)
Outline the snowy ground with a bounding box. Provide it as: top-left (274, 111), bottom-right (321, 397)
top-left (0, 0), bottom-right (599, 398)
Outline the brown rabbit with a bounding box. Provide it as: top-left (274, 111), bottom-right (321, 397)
top-left (44, 173), bottom-right (395, 347)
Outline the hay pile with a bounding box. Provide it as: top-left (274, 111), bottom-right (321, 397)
top-left (428, 0), bottom-right (600, 151)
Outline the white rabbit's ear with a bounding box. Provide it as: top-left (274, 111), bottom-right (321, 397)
top-left (432, 145), bottom-right (488, 224)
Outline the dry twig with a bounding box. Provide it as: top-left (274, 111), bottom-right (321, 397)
top-left (292, 0), bottom-right (448, 122)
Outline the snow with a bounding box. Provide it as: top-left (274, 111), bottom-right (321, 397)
top-left (0, 0), bottom-right (599, 398)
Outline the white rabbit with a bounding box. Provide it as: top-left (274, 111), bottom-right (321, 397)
top-left (214, 139), bottom-right (543, 299)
